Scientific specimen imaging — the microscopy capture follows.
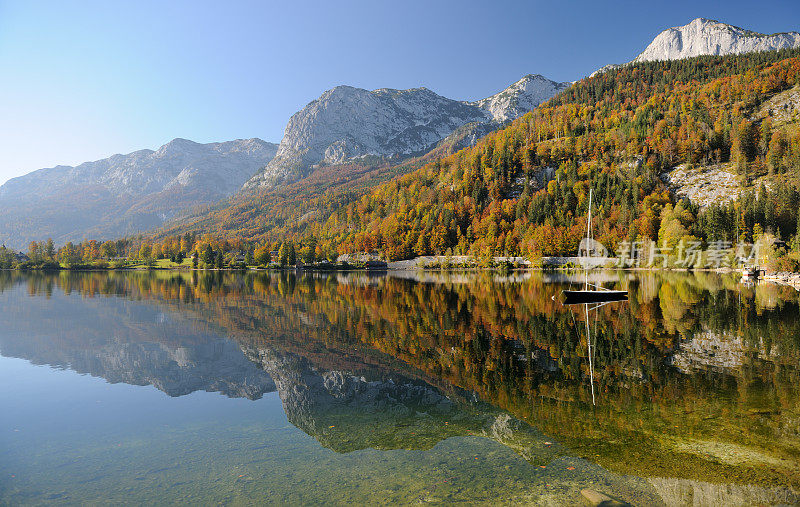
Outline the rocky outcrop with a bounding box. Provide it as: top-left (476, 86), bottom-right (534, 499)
top-left (756, 85), bottom-right (800, 125)
top-left (661, 163), bottom-right (742, 207)
top-left (0, 138), bottom-right (277, 249)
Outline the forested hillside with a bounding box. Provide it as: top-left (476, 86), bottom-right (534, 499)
top-left (167, 49), bottom-right (800, 264)
top-left (307, 50), bottom-right (800, 261)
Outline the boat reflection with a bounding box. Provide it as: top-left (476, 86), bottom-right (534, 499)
top-left (566, 299), bottom-right (629, 406)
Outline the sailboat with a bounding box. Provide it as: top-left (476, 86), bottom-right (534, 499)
top-left (561, 189), bottom-right (628, 305)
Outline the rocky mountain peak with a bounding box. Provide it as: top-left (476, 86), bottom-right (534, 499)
top-left (472, 74), bottom-right (571, 122)
top-left (243, 73), bottom-right (570, 190)
top-left (245, 85), bottom-right (492, 189)
top-left (634, 17), bottom-right (800, 63)
top-left (591, 18), bottom-right (800, 76)
top-left (161, 137), bottom-right (198, 149)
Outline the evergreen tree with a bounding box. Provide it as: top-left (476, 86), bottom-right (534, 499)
top-left (278, 242), bottom-right (288, 266)
top-left (303, 236), bottom-right (317, 264)
top-left (202, 244), bottom-right (214, 266)
top-left (45, 238), bottom-right (55, 260)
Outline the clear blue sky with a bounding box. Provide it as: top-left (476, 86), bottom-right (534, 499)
top-left (1, 0), bottom-right (798, 185)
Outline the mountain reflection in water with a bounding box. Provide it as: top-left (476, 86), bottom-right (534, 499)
top-left (1, 270), bottom-right (799, 505)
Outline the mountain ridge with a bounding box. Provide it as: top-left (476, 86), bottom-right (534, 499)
top-left (242, 73), bottom-right (570, 190)
top-left (0, 138), bottom-right (277, 249)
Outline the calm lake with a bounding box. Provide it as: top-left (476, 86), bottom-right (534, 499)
top-left (1, 270), bottom-right (799, 505)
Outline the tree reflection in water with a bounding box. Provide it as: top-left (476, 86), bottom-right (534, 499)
top-left (1, 269), bottom-right (800, 497)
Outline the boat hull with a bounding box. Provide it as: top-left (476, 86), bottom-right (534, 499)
top-left (562, 290), bottom-right (628, 305)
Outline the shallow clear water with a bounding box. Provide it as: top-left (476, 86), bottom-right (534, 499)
top-left (0, 271), bottom-right (798, 505)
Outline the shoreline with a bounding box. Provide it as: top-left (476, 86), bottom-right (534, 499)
top-left (4, 263), bottom-right (797, 277)
top-left (4, 255), bottom-right (799, 288)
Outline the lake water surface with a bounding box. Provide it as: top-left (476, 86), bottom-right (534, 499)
top-left (1, 271), bottom-right (799, 505)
